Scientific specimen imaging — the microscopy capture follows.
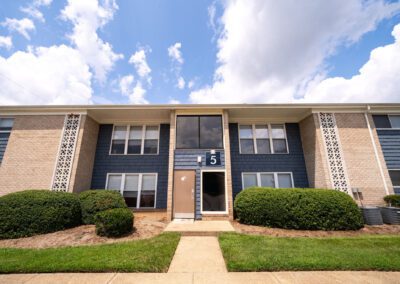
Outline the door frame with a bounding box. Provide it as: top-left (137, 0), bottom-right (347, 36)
top-left (200, 169), bottom-right (228, 214)
top-left (173, 169), bottom-right (196, 219)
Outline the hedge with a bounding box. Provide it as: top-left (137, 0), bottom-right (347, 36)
top-left (95, 208), bottom-right (134, 237)
top-left (234, 187), bottom-right (364, 230)
top-left (79, 190), bottom-right (127, 224)
top-left (384, 195), bottom-right (400, 207)
top-left (0, 190), bottom-right (81, 239)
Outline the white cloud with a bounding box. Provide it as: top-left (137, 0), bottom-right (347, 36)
top-left (61, 0), bottom-right (123, 82)
top-left (20, 0), bottom-right (53, 22)
top-left (169, 98), bottom-right (181, 104)
top-left (0, 45), bottom-right (92, 105)
top-left (303, 23), bottom-right (400, 102)
top-left (0, 36), bottom-right (12, 50)
top-left (177, 76), bottom-right (185, 89)
top-left (168, 42), bottom-right (186, 89)
top-left (188, 79), bottom-right (196, 89)
top-left (129, 48), bottom-right (151, 83)
top-left (190, 0), bottom-right (400, 103)
top-left (168, 42), bottom-right (183, 64)
top-left (1, 18), bottom-right (35, 40)
top-left (119, 75), bottom-right (149, 104)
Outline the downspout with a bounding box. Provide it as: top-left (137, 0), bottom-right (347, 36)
top-left (364, 105), bottom-right (389, 195)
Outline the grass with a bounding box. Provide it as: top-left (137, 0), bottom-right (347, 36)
top-left (219, 233), bottom-right (400, 272)
top-left (0, 233), bottom-right (180, 273)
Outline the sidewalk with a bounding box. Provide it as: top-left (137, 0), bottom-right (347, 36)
top-left (1, 271), bottom-right (399, 284)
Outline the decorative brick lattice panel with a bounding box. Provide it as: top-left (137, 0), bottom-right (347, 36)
top-left (51, 114), bottom-right (81, 191)
top-left (319, 113), bottom-right (350, 193)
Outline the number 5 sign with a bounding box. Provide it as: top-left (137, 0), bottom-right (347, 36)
top-left (205, 152), bottom-right (221, 166)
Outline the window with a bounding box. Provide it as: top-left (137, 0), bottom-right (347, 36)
top-left (0, 118), bottom-right (14, 164)
top-left (239, 124), bottom-right (288, 154)
top-left (373, 115), bottom-right (400, 129)
top-left (242, 172), bottom-right (294, 189)
top-left (110, 125), bottom-right (159, 155)
top-left (176, 115), bottom-right (223, 149)
top-left (389, 170), bottom-right (400, 195)
top-left (106, 173), bottom-right (157, 208)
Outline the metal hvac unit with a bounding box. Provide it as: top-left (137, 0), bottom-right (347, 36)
top-left (379, 207), bottom-right (400, 225)
top-left (360, 206), bottom-right (383, 225)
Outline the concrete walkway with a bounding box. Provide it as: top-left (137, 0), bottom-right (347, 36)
top-left (168, 236), bottom-right (227, 273)
top-left (1, 271), bottom-right (399, 284)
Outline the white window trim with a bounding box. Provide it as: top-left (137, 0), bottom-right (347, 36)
top-left (109, 124), bottom-right (160, 155)
top-left (374, 114), bottom-right (400, 130)
top-left (0, 117), bottom-right (14, 134)
top-left (238, 124), bottom-right (289, 154)
top-left (105, 173), bottom-right (158, 209)
top-left (241, 172), bottom-right (294, 190)
top-left (200, 169), bottom-right (228, 215)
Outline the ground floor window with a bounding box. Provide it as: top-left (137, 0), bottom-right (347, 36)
top-left (388, 170), bottom-right (400, 194)
top-left (106, 173), bottom-right (157, 208)
top-left (242, 172), bottom-right (294, 189)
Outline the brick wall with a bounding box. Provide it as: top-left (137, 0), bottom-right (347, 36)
top-left (0, 115), bottom-right (64, 196)
top-left (335, 113), bottom-right (393, 205)
top-left (69, 115), bottom-right (99, 193)
top-left (299, 114), bottom-right (331, 189)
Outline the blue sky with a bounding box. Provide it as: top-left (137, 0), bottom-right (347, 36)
top-left (0, 0), bottom-right (400, 105)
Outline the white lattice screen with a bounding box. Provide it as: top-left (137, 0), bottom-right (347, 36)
top-left (318, 113), bottom-right (350, 194)
top-left (51, 114), bottom-right (81, 191)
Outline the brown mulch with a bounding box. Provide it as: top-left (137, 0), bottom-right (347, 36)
top-left (232, 220), bottom-right (400, 237)
top-left (0, 214), bottom-right (168, 249)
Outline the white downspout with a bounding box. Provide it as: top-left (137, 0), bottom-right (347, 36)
top-left (364, 106), bottom-right (389, 195)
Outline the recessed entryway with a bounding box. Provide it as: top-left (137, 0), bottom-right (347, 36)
top-left (201, 171), bottom-right (227, 213)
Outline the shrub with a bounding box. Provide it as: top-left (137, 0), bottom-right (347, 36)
top-left (94, 208), bottom-right (134, 237)
top-left (384, 195), bottom-right (400, 207)
top-left (234, 187), bottom-right (364, 230)
top-left (79, 190), bottom-right (127, 224)
top-left (0, 190), bottom-right (81, 239)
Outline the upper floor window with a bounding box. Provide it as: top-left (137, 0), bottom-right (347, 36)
top-left (0, 118), bottom-right (14, 133)
top-left (239, 124), bottom-right (288, 154)
top-left (0, 118), bottom-right (14, 164)
top-left (389, 170), bottom-right (400, 195)
top-left (373, 115), bottom-right (400, 129)
top-left (176, 115), bottom-right (223, 149)
top-left (106, 173), bottom-right (157, 208)
top-left (110, 125), bottom-right (159, 155)
top-left (242, 172), bottom-right (294, 189)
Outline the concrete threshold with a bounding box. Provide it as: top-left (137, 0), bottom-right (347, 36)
top-left (164, 220), bottom-right (235, 236)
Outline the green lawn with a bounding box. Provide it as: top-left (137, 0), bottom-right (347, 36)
top-left (219, 233), bottom-right (400, 272)
top-left (0, 233), bottom-right (180, 273)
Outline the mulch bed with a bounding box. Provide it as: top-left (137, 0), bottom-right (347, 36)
top-left (232, 220), bottom-right (400, 237)
top-left (0, 214), bottom-right (168, 249)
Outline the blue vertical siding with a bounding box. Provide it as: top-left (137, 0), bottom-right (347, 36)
top-left (91, 124), bottom-right (170, 209)
top-left (376, 130), bottom-right (400, 169)
top-left (174, 150), bottom-right (225, 219)
top-left (229, 123), bottom-right (309, 200)
top-left (376, 129), bottom-right (400, 195)
top-left (0, 133), bottom-right (10, 163)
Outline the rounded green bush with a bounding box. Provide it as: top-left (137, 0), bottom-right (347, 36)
top-left (0, 190), bottom-right (81, 239)
top-left (94, 208), bottom-right (134, 237)
top-left (234, 187), bottom-right (364, 230)
top-left (384, 195), bottom-right (400, 207)
top-left (79, 190), bottom-right (127, 224)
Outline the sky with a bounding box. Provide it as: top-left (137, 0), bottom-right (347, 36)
top-left (0, 0), bottom-right (400, 105)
